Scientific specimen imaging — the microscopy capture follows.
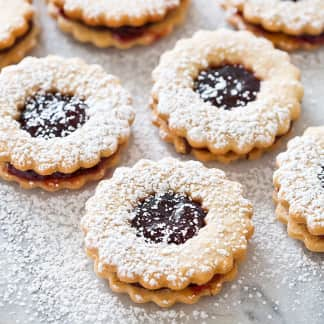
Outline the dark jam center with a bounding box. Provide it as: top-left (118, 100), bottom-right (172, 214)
top-left (318, 166), bottom-right (324, 189)
top-left (19, 92), bottom-right (89, 139)
top-left (131, 192), bottom-right (207, 245)
top-left (194, 64), bottom-right (260, 110)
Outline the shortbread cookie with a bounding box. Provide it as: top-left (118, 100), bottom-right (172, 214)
top-left (274, 127), bottom-right (324, 252)
top-left (48, 0), bottom-right (189, 49)
top-left (151, 29), bottom-right (303, 162)
top-left (82, 158), bottom-right (253, 306)
top-left (0, 56), bottom-right (135, 191)
top-left (222, 0), bottom-right (324, 51)
top-left (0, 0), bottom-right (39, 69)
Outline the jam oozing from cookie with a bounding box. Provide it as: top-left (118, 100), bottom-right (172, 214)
top-left (318, 166), bottom-right (324, 188)
top-left (19, 92), bottom-right (89, 139)
top-left (131, 191), bottom-right (207, 245)
top-left (194, 64), bottom-right (260, 110)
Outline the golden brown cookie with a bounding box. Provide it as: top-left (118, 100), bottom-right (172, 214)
top-left (81, 158), bottom-right (253, 306)
top-left (0, 56), bottom-right (135, 191)
top-left (151, 29), bottom-right (303, 162)
top-left (274, 127), bottom-right (324, 252)
top-left (0, 0), bottom-right (39, 68)
top-left (48, 0), bottom-right (189, 49)
top-left (222, 0), bottom-right (324, 51)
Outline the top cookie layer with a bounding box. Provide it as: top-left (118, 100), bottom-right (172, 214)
top-left (50, 0), bottom-right (181, 27)
top-left (225, 0), bottom-right (324, 36)
top-left (0, 0), bottom-right (34, 50)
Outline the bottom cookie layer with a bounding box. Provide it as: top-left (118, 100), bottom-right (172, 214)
top-left (105, 264), bottom-right (237, 307)
top-left (227, 12), bottom-right (324, 52)
top-left (48, 0), bottom-right (189, 49)
top-left (274, 194), bottom-right (324, 252)
top-left (0, 151), bottom-right (120, 191)
top-left (0, 22), bottom-right (39, 69)
top-left (152, 107), bottom-right (288, 163)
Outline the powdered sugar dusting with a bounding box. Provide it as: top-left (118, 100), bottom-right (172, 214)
top-left (0, 0), bottom-right (324, 323)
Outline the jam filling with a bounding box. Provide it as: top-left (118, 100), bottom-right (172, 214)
top-left (131, 191), bottom-right (207, 245)
top-left (194, 64), bottom-right (260, 110)
top-left (19, 92), bottom-right (89, 140)
top-left (318, 166), bottom-right (324, 189)
top-left (6, 158), bottom-right (107, 182)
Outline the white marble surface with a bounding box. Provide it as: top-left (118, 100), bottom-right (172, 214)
top-left (0, 1), bottom-right (324, 323)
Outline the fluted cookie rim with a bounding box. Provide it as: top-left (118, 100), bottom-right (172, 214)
top-left (223, 0), bottom-right (324, 36)
top-left (105, 262), bottom-right (238, 307)
top-left (275, 196), bottom-right (324, 253)
top-left (81, 158), bottom-right (253, 291)
top-left (0, 0), bottom-right (34, 50)
top-left (226, 11), bottom-right (324, 52)
top-left (0, 56), bottom-right (135, 175)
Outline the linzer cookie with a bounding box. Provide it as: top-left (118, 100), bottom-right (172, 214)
top-left (274, 127), bottom-right (324, 252)
top-left (0, 0), bottom-right (39, 69)
top-left (151, 29), bottom-right (303, 163)
top-left (222, 0), bottom-right (324, 51)
top-left (48, 0), bottom-right (190, 49)
top-left (81, 158), bottom-right (254, 307)
top-left (0, 56), bottom-right (135, 191)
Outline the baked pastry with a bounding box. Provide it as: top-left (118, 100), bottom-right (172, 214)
top-left (151, 29), bottom-right (303, 163)
top-left (48, 0), bottom-right (190, 49)
top-left (82, 158), bottom-right (254, 307)
top-left (0, 56), bottom-right (135, 191)
top-left (222, 0), bottom-right (324, 51)
top-left (0, 0), bottom-right (39, 69)
top-left (274, 127), bottom-right (324, 252)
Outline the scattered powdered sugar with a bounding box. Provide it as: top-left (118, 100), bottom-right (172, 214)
top-left (0, 0), bottom-right (324, 323)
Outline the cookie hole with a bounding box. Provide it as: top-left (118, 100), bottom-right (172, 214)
top-left (193, 64), bottom-right (261, 110)
top-left (130, 191), bottom-right (207, 245)
top-left (18, 91), bottom-right (89, 139)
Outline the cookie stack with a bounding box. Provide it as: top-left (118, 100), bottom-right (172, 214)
top-left (48, 0), bottom-right (190, 49)
top-left (274, 127), bottom-right (324, 252)
top-left (0, 0), bottom-right (39, 69)
top-left (151, 29), bottom-right (303, 163)
top-left (81, 159), bottom-right (254, 307)
top-left (0, 56), bottom-right (135, 191)
top-left (222, 0), bottom-right (324, 51)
